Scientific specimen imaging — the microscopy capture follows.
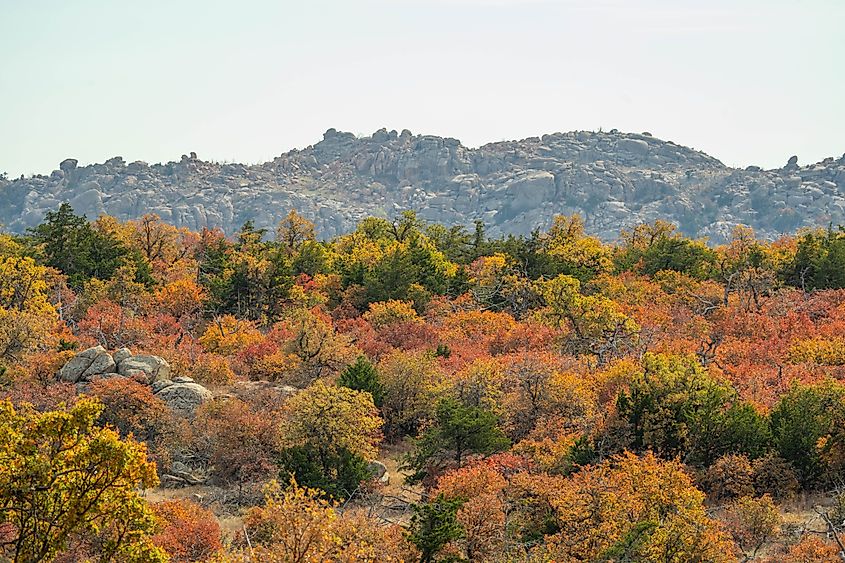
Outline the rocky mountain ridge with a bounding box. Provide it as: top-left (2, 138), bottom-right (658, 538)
top-left (3, 128), bottom-right (845, 243)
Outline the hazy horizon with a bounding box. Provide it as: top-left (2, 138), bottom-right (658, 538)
top-left (2, 0), bottom-right (843, 177)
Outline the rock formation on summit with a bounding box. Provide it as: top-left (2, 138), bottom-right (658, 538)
top-left (3, 129), bottom-right (844, 243)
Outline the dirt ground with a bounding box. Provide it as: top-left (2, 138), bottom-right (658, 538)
top-left (144, 461), bottom-right (845, 557)
top-left (143, 439), bottom-right (422, 541)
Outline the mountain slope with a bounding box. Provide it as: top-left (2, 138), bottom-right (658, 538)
top-left (2, 128), bottom-right (844, 243)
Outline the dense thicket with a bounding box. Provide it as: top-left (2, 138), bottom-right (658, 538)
top-left (3, 206), bottom-right (845, 561)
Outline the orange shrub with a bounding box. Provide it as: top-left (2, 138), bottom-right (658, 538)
top-left (152, 499), bottom-right (222, 562)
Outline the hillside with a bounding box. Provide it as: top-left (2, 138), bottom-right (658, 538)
top-left (7, 205), bottom-right (845, 560)
top-left (2, 128), bottom-right (844, 243)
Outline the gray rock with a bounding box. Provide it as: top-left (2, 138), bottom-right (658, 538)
top-left (151, 379), bottom-right (173, 394)
top-left (118, 354), bottom-right (171, 383)
top-left (79, 352), bottom-right (116, 380)
top-left (505, 171), bottom-right (556, 213)
top-left (618, 138), bottom-right (650, 155)
top-left (367, 460), bottom-right (390, 484)
top-left (59, 345), bottom-right (107, 383)
top-left (69, 188), bottom-right (103, 212)
top-left (123, 368), bottom-right (148, 381)
top-left (155, 381), bottom-right (213, 417)
top-left (59, 158), bottom-right (78, 173)
top-left (167, 461), bottom-right (209, 485)
top-left (4, 128), bottom-right (844, 245)
top-left (113, 347), bottom-right (132, 364)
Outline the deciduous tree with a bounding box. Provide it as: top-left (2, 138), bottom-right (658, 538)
top-left (0, 398), bottom-right (164, 562)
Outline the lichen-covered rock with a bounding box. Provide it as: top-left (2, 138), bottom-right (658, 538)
top-left (154, 380), bottom-right (213, 418)
top-left (59, 346), bottom-right (111, 382)
top-left (151, 379), bottom-right (173, 394)
top-left (79, 352), bottom-right (115, 380)
top-left (117, 354), bottom-right (171, 383)
top-left (367, 460), bottom-right (389, 484)
top-left (59, 348), bottom-right (212, 418)
top-left (113, 347), bottom-right (132, 364)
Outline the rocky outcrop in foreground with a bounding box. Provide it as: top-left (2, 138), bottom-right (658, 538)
top-left (58, 346), bottom-right (212, 418)
top-left (4, 129), bottom-right (844, 243)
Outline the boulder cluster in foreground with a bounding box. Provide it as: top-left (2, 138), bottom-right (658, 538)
top-left (58, 345), bottom-right (213, 418)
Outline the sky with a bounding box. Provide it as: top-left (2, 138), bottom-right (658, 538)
top-left (1, 0), bottom-right (843, 177)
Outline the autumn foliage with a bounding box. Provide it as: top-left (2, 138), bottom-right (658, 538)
top-left (4, 207), bottom-right (845, 559)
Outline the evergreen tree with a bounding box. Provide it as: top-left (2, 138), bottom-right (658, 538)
top-left (408, 494), bottom-right (465, 563)
top-left (29, 203), bottom-right (129, 287)
top-left (338, 356), bottom-right (384, 407)
top-left (404, 398), bottom-right (509, 483)
top-left (277, 444), bottom-right (370, 500)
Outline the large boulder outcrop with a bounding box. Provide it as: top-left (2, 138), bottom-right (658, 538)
top-left (504, 171), bottom-right (556, 213)
top-left (5, 128), bottom-right (845, 244)
top-left (58, 348), bottom-right (209, 417)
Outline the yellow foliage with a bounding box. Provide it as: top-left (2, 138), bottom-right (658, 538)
top-left (235, 479), bottom-right (415, 562)
top-left (441, 310), bottom-right (517, 340)
top-left (452, 358), bottom-right (505, 413)
top-left (251, 351), bottom-right (303, 383)
top-left (522, 452), bottom-right (734, 562)
top-left (378, 350), bottom-right (447, 437)
top-left (0, 308), bottom-right (57, 361)
top-left (514, 433), bottom-right (580, 473)
top-left (281, 381), bottom-right (383, 460)
top-left (540, 274), bottom-right (639, 343)
top-left (199, 315), bottom-right (263, 355)
top-left (0, 255), bottom-right (55, 315)
top-left (0, 256), bottom-right (58, 360)
top-left (0, 234), bottom-right (25, 257)
top-left (275, 210), bottom-right (316, 253)
top-left (593, 358), bottom-right (641, 405)
top-left (0, 398), bottom-right (165, 561)
top-left (543, 214), bottom-right (613, 276)
top-left (154, 278), bottom-right (206, 318)
top-left (190, 353), bottom-right (236, 386)
top-left (789, 337), bottom-right (845, 366)
top-left (363, 299), bottom-right (421, 329)
top-left (469, 252), bottom-right (509, 285)
top-left (288, 281), bottom-right (328, 308)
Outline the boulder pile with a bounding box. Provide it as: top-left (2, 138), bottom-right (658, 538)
top-left (58, 346), bottom-right (212, 417)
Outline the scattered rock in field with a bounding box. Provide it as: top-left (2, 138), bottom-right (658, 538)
top-left (367, 460), bottom-right (390, 484)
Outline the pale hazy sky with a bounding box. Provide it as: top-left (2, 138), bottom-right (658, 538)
top-left (1, 0), bottom-right (843, 177)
